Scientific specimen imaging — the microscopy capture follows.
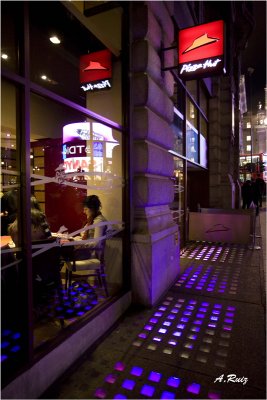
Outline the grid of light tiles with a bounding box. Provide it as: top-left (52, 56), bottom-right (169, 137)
top-left (94, 361), bottom-right (223, 399)
top-left (131, 296), bottom-right (235, 369)
top-left (180, 242), bottom-right (247, 264)
top-left (174, 264), bottom-right (241, 296)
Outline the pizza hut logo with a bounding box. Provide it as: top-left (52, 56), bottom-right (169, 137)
top-left (179, 20), bottom-right (224, 64)
top-left (80, 49), bottom-right (112, 84)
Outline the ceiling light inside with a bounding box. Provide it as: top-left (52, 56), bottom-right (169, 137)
top-left (50, 36), bottom-right (61, 44)
top-left (1, 53), bottom-right (8, 59)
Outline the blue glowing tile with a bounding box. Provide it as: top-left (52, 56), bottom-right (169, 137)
top-left (189, 300), bottom-right (197, 304)
top-left (12, 332), bottom-right (21, 340)
top-left (167, 315), bottom-right (175, 320)
top-left (105, 374), bottom-right (117, 384)
top-left (122, 379), bottom-right (135, 391)
top-left (191, 326), bottom-right (200, 332)
top-left (140, 384), bottom-right (155, 397)
top-left (177, 324), bottom-right (185, 329)
top-left (149, 318), bottom-right (158, 324)
top-left (2, 329), bottom-right (12, 337)
top-left (183, 311), bottom-right (192, 316)
top-left (10, 345), bottom-right (20, 353)
top-left (1, 341), bottom-right (10, 349)
top-left (1, 354), bottom-right (8, 362)
top-left (171, 308), bottom-right (179, 314)
top-left (201, 302), bottom-right (209, 307)
top-left (167, 377), bottom-right (180, 388)
top-left (186, 305), bottom-right (195, 310)
top-left (224, 318), bottom-right (234, 324)
top-left (114, 395), bottom-right (127, 399)
top-left (212, 310), bottom-right (220, 315)
top-left (148, 371), bottom-right (162, 382)
top-left (114, 361), bottom-right (125, 371)
top-left (214, 304), bottom-right (222, 309)
top-left (187, 334), bottom-right (197, 340)
top-left (196, 313), bottom-right (205, 318)
top-left (130, 366), bottom-right (143, 376)
top-left (181, 317), bottom-right (189, 323)
top-left (194, 320), bottom-right (202, 325)
top-left (210, 316), bottom-right (219, 321)
top-left (161, 391), bottom-right (175, 399)
top-left (208, 323), bottom-right (217, 328)
top-left (173, 331), bottom-right (182, 337)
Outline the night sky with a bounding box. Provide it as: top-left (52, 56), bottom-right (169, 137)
top-left (241, 1), bottom-right (266, 113)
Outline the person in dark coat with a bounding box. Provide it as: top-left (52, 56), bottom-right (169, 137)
top-left (255, 173), bottom-right (266, 207)
top-left (241, 180), bottom-right (253, 210)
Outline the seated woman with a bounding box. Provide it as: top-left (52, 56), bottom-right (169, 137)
top-left (8, 208), bottom-right (52, 245)
top-left (73, 195), bottom-right (107, 258)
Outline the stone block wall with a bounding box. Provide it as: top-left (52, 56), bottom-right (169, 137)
top-left (130, 1), bottom-right (179, 306)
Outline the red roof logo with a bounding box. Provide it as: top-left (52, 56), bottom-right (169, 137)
top-left (80, 49), bottom-right (112, 84)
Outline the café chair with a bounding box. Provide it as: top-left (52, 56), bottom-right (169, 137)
top-left (65, 244), bottom-right (109, 297)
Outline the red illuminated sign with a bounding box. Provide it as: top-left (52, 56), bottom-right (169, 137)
top-left (178, 20), bottom-right (225, 80)
top-left (80, 49), bottom-right (112, 91)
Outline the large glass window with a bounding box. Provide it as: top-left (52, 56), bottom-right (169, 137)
top-left (1, 1), bottom-right (125, 384)
top-left (172, 108), bottom-right (184, 155)
top-left (170, 158), bottom-right (185, 247)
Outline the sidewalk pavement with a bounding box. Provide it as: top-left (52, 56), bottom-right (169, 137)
top-left (43, 205), bottom-right (266, 400)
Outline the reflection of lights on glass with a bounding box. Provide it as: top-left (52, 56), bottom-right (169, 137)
top-left (49, 36), bottom-right (61, 44)
top-left (1, 53), bottom-right (8, 59)
top-left (41, 75), bottom-right (47, 80)
top-left (30, 155), bottom-right (34, 159)
top-left (6, 133), bottom-right (11, 137)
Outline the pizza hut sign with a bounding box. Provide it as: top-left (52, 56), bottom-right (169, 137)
top-left (80, 49), bottom-right (112, 92)
top-left (178, 20), bottom-right (226, 80)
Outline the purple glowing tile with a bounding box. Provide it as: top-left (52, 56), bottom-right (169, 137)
top-left (167, 377), bottom-right (180, 388)
top-left (196, 313), bottom-right (205, 318)
top-left (189, 300), bottom-right (197, 305)
top-left (214, 304), bottom-right (222, 309)
top-left (114, 395), bottom-right (127, 399)
top-left (159, 307), bottom-right (167, 311)
top-left (224, 318), bottom-right (234, 324)
top-left (218, 290), bottom-right (225, 293)
top-left (138, 333), bottom-right (147, 339)
top-left (183, 311), bottom-right (192, 316)
top-left (212, 310), bottom-right (221, 315)
top-left (199, 307), bottom-right (208, 312)
top-left (187, 382), bottom-right (201, 395)
top-left (186, 305), bottom-right (195, 310)
top-left (171, 308), bottom-right (179, 314)
top-left (10, 345), bottom-right (20, 352)
top-left (105, 374), bottom-right (117, 384)
top-left (154, 312), bottom-right (163, 317)
top-left (140, 384), bottom-right (155, 397)
top-left (191, 326), bottom-right (200, 332)
top-left (149, 318), bottom-right (158, 324)
top-left (210, 316), bottom-right (219, 321)
top-left (167, 314), bottom-right (175, 320)
top-left (208, 391), bottom-right (221, 399)
top-left (114, 361), bottom-right (125, 371)
top-left (196, 286), bottom-right (203, 290)
top-left (161, 391), bottom-right (175, 399)
top-left (185, 285), bottom-right (193, 288)
top-left (202, 302), bottom-right (209, 307)
top-left (130, 366), bottom-right (143, 376)
top-left (227, 307), bottom-right (236, 313)
top-left (168, 339), bottom-right (177, 346)
top-left (163, 321), bottom-right (172, 327)
top-left (181, 317), bottom-right (189, 323)
top-left (194, 320), bottom-right (202, 325)
top-left (173, 331), bottom-right (182, 337)
top-left (225, 312), bottom-right (234, 317)
top-left (187, 334), bottom-right (197, 340)
top-left (144, 325), bottom-right (153, 331)
top-left (177, 324), bottom-right (185, 329)
top-left (94, 388), bottom-right (107, 399)
top-left (223, 325), bottom-right (232, 331)
top-left (148, 371), bottom-right (162, 382)
top-left (122, 379), bottom-right (135, 391)
top-left (153, 336), bottom-right (162, 342)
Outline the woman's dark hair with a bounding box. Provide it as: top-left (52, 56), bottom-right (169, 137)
top-left (82, 195), bottom-right (102, 211)
top-left (31, 208), bottom-right (51, 237)
top-left (31, 195), bottom-right (42, 211)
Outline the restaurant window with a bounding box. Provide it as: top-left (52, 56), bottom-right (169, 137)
top-left (186, 80), bottom-right (198, 104)
top-left (246, 135), bottom-right (251, 141)
top-left (199, 83), bottom-right (208, 118)
top-left (186, 96), bottom-right (198, 130)
top-left (1, 0), bottom-right (126, 384)
top-left (200, 116), bottom-right (208, 167)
